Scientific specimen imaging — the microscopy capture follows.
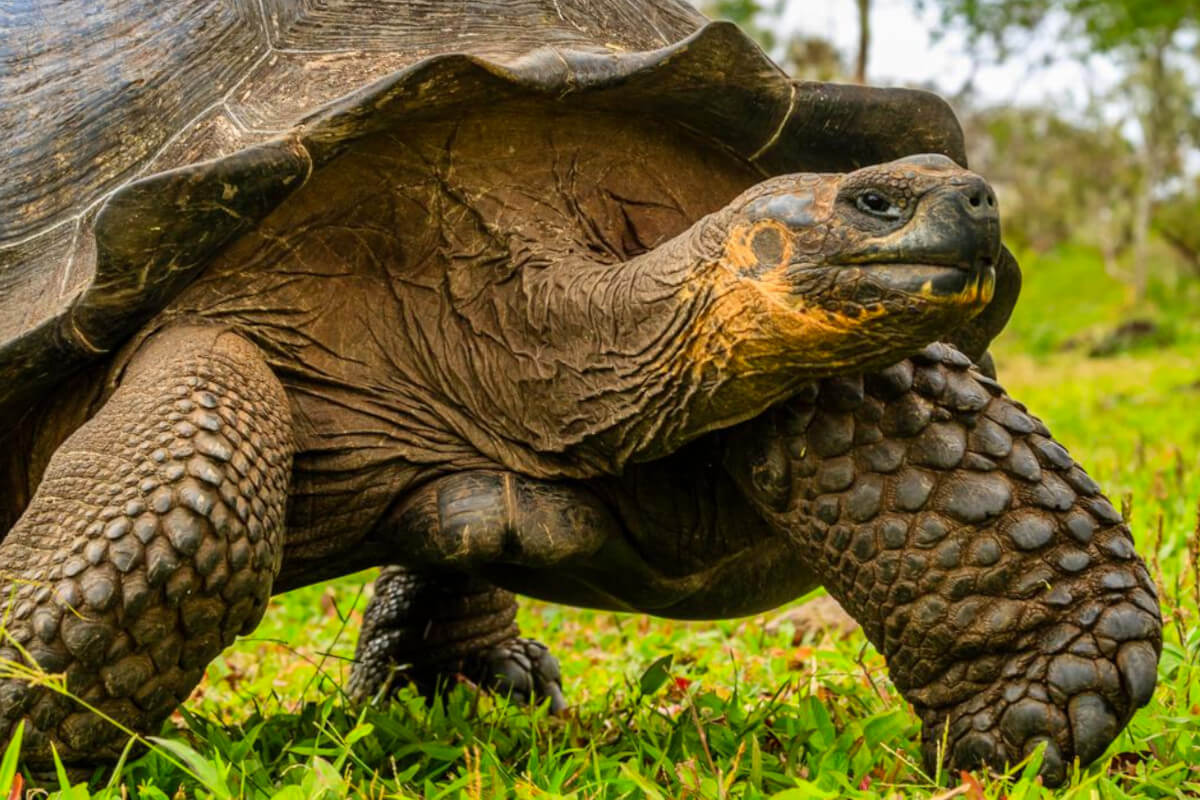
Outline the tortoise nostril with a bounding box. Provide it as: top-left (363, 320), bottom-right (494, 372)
top-left (952, 180), bottom-right (998, 218)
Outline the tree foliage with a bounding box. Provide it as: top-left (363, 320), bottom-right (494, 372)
top-left (701, 1), bottom-right (855, 81)
top-left (920, 0), bottom-right (1200, 297)
top-left (963, 106), bottom-right (1139, 256)
top-left (919, 0), bottom-right (1200, 54)
top-left (1155, 181), bottom-right (1200, 274)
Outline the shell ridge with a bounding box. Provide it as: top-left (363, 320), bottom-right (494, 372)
top-left (751, 78), bottom-right (798, 162)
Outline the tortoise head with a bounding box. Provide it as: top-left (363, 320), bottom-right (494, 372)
top-left (709, 154), bottom-right (1000, 373)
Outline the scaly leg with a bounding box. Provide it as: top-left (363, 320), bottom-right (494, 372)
top-left (349, 473), bottom-right (605, 708)
top-left (726, 343), bottom-right (1161, 785)
top-left (0, 325), bottom-right (293, 768)
top-left (348, 567), bottom-right (563, 710)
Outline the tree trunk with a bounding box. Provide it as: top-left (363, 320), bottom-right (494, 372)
top-left (854, 0), bottom-right (870, 83)
top-left (1130, 32), bottom-right (1173, 301)
top-left (1130, 146), bottom-right (1156, 301)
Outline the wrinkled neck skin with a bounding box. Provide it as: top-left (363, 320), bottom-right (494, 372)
top-left (484, 214), bottom-right (799, 474)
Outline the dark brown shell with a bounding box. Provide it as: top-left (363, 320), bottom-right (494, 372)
top-left (0, 0), bottom-right (965, 425)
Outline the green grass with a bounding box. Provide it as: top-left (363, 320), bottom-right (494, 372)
top-left (8, 245), bottom-right (1200, 798)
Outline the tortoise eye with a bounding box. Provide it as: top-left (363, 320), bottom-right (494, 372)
top-left (856, 191), bottom-right (901, 219)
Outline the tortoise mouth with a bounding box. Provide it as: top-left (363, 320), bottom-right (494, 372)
top-left (857, 260), bottom-right (995, 301)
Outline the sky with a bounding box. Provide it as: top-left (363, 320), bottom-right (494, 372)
top-left (776, 0), bottom-right (1123, 111)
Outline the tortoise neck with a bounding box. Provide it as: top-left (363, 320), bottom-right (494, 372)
top-left (508, 213), bottom-right (810, 472)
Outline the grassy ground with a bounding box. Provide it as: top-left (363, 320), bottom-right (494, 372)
top-left (10, 245), bottom-right (1200, 798)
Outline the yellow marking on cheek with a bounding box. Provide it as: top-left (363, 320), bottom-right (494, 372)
top-left (739, 300), bottom-right (893, 372)
top-left (799, 303), bottom-right (890, 337)
top-left (723, 227), bottom-right (758, 273)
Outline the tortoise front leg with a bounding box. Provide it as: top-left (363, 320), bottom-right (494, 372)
top-left (0, 326), bottom-right (293, 768)
top-left (726, 343), bottom-right (1161, 786)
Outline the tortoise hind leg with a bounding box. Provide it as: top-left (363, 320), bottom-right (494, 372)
top-left (347, 471), bottom-right (615, 709)
top-left (0, 325), bottom-right (293, 768)
top-left (349, 568), bottom-right (564, 710)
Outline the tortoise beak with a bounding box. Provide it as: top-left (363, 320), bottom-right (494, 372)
top-left (837, 175), bottom-right (1002, 298)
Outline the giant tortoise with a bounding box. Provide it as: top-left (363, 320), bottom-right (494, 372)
top-left (0, 0), bottom-right (1160, 785)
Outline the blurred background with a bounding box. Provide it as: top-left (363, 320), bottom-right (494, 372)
top-left (703, 0), bottom-right (1200, 362)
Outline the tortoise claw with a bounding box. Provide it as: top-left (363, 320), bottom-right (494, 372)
top-left (477, 638), bottom-right (567, 713)
top-left (1116, 641), bottom-right (1157, 708)
top-left (1024, 737), bottom-right (1066, 787)
top-left (1068, 692), bottom-right (1119, 765)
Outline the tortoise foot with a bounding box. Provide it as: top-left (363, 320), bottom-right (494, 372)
top-left (918, 626), bottom-right (1158, 786)
top-left (473, 637), bottom-right (566, 712)
top-left (349, 570), bottom-right (567, 710)
top-left (350, 568), bottom-right (521, 702)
